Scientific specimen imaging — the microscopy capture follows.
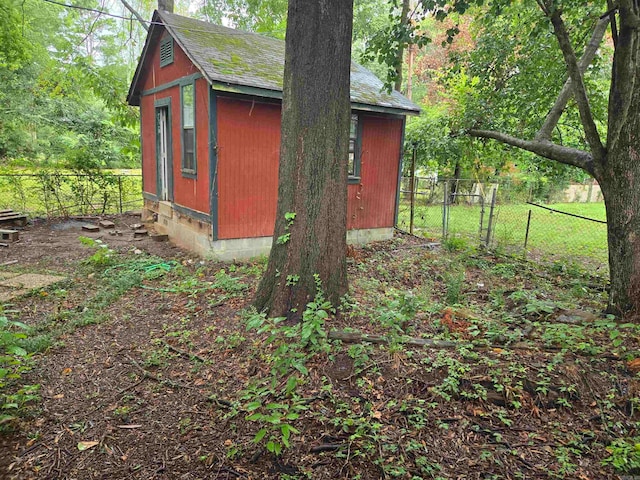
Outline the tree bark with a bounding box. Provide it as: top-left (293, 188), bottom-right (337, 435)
top-left (596, 18), bottom-right (640, 320)
top-left (394, 0), bottom-right (411, 92)
top-left (253, 0), bottom-right (354, 318)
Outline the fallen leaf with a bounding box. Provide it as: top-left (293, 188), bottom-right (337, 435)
top-left (628, 358), bottom-right (640, 373)
top-left (61, 368), bottom-right (72, 376)
top-left (77, 441), bottom-right (99, 451)
top-left (53, 393), bottom-right (64, 399)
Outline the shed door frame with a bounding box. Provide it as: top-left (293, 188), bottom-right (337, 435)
top-left (154, 98), bottom-right (174, 202)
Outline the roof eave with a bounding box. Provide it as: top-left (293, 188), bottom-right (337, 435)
top-left (211, 81), bottom-right (420, 116)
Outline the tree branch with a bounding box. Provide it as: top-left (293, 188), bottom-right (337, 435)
top-left (607, 0), bottom-right (619, 48)
top-left (547, 7), bottom-right (606, 161)
top-left (468, 129), bottom-right (596, 175)
top-left (119, 0), bottom-right (148, 31)
top-left (535, 17), bottom-right (609, 141)
top-left (607, 0), bottom-right (639, 153)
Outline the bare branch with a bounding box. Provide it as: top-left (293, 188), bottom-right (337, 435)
top-left (607, 0), bottom-right (639, 153)
top-left (468, 129), bottom-right (596, 175)
top-left (547, 8), bottom-right (606, 161)
top-left (120, 0), bottom-right (148, 31)
top-left (536, 17), bottom-right (609, 141)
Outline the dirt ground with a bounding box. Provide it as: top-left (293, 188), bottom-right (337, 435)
top-left (0, 215), bottom-right (638, 479)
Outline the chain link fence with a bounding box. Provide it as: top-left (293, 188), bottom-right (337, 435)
top-left (397, 176), bottom-right (608, 273)
top-left (0, 172), bottom-right (143, 217)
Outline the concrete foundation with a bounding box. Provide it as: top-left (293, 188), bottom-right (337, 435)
top-left (144, 199), bottom-right (394, 260)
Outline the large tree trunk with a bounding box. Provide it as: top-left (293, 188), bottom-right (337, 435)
top-left (599, 70), bottom-right (640, 316)
top-left (600, 176), bottom-right (640, 317)
top-left (253, 0), bottom-right (354, 318)
top-left (598, 2), bottom-right (640, 317)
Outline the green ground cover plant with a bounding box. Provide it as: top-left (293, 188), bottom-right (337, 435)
top-left (2, 224), bottom-right (638, 479)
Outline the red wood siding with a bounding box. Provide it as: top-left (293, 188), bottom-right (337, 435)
top-left (170, 77), bottom-right (210, 213)
top-left (347, 115), bottom-right (403, 230)
top-left (217, 97), bottom-right (281, 239)
top-left (216, 100), bottom-right (402, 239)
top-left (139, 30), bottom-right (210, 214)
top-left (140, 31), bottom-right (199, 92)
top-left (140, 93), bottom-right (157, 195)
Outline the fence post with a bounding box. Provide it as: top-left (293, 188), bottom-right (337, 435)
top-left (485, 187), bottom-right (497, 247)
top-left (442, 180), bottom-right (449, 240)
top-left (523, 209), bottom-right (532, 259)
top-left (409, 144), bottom-right (417, 235)
top-left (478, 193), bottom-right (485, 242)
top-left (118, 176), bottom-right (123, 214)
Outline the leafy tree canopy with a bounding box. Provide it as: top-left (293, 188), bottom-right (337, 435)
top-left (0, 0), bottom-right (143, 169)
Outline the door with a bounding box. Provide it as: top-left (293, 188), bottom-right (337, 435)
top-left (156, 106), bottom-right (170, 201)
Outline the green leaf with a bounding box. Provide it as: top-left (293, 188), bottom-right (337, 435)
top-left (253, 428), bottom-right (267, 443)
top-left (245, 401), bottom-right (262, 411)
top-left (281, 424), bottom-right (291, 447)
top-left (7, 346), bottom-right (27, 356)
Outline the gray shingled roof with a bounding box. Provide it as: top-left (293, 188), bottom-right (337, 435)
top-left (144, 11), bottom-right (419, 114)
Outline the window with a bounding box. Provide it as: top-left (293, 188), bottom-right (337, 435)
top-left (181, 83), bottom-right (196, 175)
top-left (348, 113), bottom-right (361, 181)
top-left (159, 36), bottom-right (174, 67)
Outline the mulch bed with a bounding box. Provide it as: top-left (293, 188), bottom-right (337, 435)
top-left (0, 217), bottom-right (637, 479)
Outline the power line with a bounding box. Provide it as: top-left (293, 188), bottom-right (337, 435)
top-left (41, 0), bottom-right (141, 22)
top-left (38, 0), bottom-right (274, 36)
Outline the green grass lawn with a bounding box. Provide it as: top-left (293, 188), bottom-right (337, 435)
top-left (398, 201), bottom-right (608, 270)
top-left (0, 171), bottom-right (142, 216)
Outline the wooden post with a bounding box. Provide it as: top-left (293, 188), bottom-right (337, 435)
top-left (118, 176), bottom-right (123, 213)
top-left (409, 143), bottom-right (417, 235)
top-left (523, 209), bottom-right (532, 259)
top-left (485, 187), bottom-right (497, 247)
top-left (478, 193), bottom-right (485, 242)
top-left (442, 180), bottom-right (448, 239)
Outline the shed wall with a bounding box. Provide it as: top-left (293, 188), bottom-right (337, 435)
top-left (170, 77), bottom-right (210, 213)
top-left (216, 97), bottom-right (402, 240)
top-left (217, 97), bottom-right (281, 239)
top-left (347, 115), bottom-right (403, 230)
top-left (140, 30), bottom-right (210, 214)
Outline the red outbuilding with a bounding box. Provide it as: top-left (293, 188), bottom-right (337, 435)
top-left (127, 10), bottom-right (420, 259)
